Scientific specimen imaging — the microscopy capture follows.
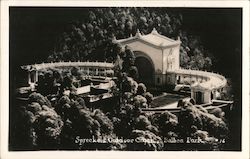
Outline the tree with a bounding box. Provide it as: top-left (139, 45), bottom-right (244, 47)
top-left (178, 105), bottom-right (228, 139)
top-left (70, 66), bottom-right (82, 78)
top-left (178, 105), bottom-right (203, 137)
top-left (62, 74), bottom-right (74, 90)
top-left (105, 40), bottom-right (123, 62)
top-left (144, 92), bottom-right (154, 105)
top-left (36, 70), bottom-right (55, 95)
top-left (73, 109), bottom-right (100, 139)
top-left (127, 130), bottom-right (164, 151)
top-left (92, 109), bottom-right (114, 135)
top-left (122, 46), bottom-right (136, 73)
top-left (13, 106), bottom-right (38, 150)
top-left (179, 45), bottom-right (190, 68)
top-left (121, 76), bottom-right (138, 94)
top-left (179, 32), bottom-right (214, 70)
top-left (113, 54), bottom-right (123, 77)
top-left (151, 111), bottom-right (178, 137)
top-left (59, 119), bottom-right (77, 149)
top-left (113, 42), bottom-right (123, 56)
top-left (128, 66), bottom-right (139, 80)
top-left (55, 95), bottom-right (71, 121)
top-left (113, 104), bottom-right (136, 137)
top-left (209, 108), bottom-right (225, 119)
top-left (26, 102), bottom-right (42, 115)
top-left (33, 105), bottom-right (64, 149)
top-left (134, 115), bottom-right (158, 134)
top-left (18, 93), bottom-right (64, 149)
top-left (133, 95), bottom-right (148, 108)
top-left (28, 92), bottom-right (51, 108)
top-left (137, 83), bottom-right (147, 95)
top-left (48, 8), bottom-right (213, 71)
top-left (112, 98), bottom-right (144, 138)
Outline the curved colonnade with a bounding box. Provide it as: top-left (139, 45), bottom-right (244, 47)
top-left (142, 69), bottom-right (229, 113)
top-left (22, 61), bottom-right (115, 86)
top-left (175, 68), bottom-right (227, 104)
top-left (176, 68), bottom-right (227, 90)
top-left (22, 61), bottom-right (114, 71)
top-left (22, 61), bottom-right (227, 104)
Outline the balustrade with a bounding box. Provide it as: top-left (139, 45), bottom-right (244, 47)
top-left (176, 68), bottom-right (227, 91)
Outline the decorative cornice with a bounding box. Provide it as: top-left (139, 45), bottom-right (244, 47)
top-left (151, 28), bottom-right (158, 35)
top-left (117, 37), bottom-right (180, 50)
top-left (135, 29), bottom-right (142, 38)
top-left (116, 28), bottom-right (181, 49)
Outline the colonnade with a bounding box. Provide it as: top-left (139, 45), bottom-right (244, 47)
top-left (175, 68), bottom-right (227, 104)
top-left (21, 61), bottom-right (115, 87)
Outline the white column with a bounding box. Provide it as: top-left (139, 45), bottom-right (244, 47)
top-left (204, 91), bottom-right (211, 104)
top-left (212, 90), bottom-right (216, 100)
top-left (191, 89), bottom-right (195, 100)
top-left (96, 68), bottom-right (98, 76)
top-left (28, 71), bottom-right (31, 84)
top-left (35, 71), bottom-right (38, 83)
top-left (87, 68), bottom-right (89, 75)
top-left (104, 69), bottom-right (107, 77)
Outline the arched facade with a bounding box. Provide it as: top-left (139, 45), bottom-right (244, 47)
top-left (134, 51), bottom-right (155, 85)
top-left (21, 29), bottom-right (227, 104)
top-left (115, 28), bottom-right (227, 104)
top-left (115, 28), bottom-right (181, 86)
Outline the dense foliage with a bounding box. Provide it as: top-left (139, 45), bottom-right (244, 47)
top-left (14, 76), bottom-right (229, 151)
top-left (47, 8), bottom-right (213, 70)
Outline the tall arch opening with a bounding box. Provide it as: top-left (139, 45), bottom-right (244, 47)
top-left (134, 56), bottom-right (154, 85)
top-left (195, 91), bottom-right (203, 104)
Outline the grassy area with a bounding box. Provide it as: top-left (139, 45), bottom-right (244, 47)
top-left (150, 93), bottom-right (186, 108)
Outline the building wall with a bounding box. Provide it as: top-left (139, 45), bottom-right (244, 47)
top-left (118, 37), bottom-right (226, 103)
top-left (121, 41), bottom-right (163, 73)
top-left (163, 44), bottom-right (180, 73)
top-left (166, 73), bottom-right (176, 85)
top-left (120, 40), bottom-right (180, 86)
top-left (191, 88), bottom-right (212, 104)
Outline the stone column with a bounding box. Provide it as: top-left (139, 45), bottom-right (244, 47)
top-left (191, 88), bottom-right (195, 100)
top-left (96, 68), bottom-right (98, 76)
top-left (28, 71), bottom-right (31, 84)
top-left (203, 91), bottom-right (211, 104)
top-left (35, 70), bottom-right (38, 83)
top-left (87, 68), bottom-right (90, 75)
top-left (104, 69), bottom-right (107, 77)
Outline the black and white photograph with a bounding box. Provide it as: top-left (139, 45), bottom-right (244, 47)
top-left (1, 1), bottom-right (249, 159)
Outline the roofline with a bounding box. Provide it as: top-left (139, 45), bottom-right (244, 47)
top-left (150, 30), bottom-right (177, 43)
top-left (116, 36), bottom-right (181, 50)
top-left (21, 61), bottom-right (114, 71)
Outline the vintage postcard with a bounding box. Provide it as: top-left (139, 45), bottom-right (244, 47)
top-left (1, 1), bottom-right (249, 159)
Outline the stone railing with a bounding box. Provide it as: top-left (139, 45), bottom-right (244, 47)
top-left (176, 68), bottom-right (227, 90)
top-left (22, 61), bottom-right (114, 71)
